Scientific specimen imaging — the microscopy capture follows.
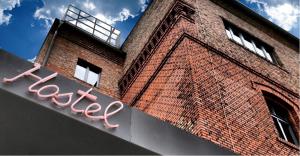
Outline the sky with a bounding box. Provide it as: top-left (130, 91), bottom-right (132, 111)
top-left (0, 0), bottom-right (299, 61)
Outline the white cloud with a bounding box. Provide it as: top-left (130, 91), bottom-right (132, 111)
top-left (115, 8), bottom-right (135, 23)
top-left (33, 0), bottom-right (139, 28)
top-left (83, 0), bottom-right (95, 11)
top-left (0, 0), bottom-right (21, 25)
top-left (139, 0), bottom-right (148, 12)
top-left (95, 13), bottom-right (115, 25)
top-left (265, 3), bottom-right (299, 31)
top-left (27, 56), bottom-right (36, 63)
top-left (95, 8), bottom-right (135, 25)
top-left (34, 7), bottom-right (54, 28)
top-left (245, 0), bottom-right (300, 31)
top-left (58, 5), bottom-right (68, 17)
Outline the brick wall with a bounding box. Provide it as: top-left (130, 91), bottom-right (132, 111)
top-left (36, 21), bottom-right (125, 98)
top-left (35, 0), bottom-right (300, 154)
top-left (121, 0), bottom-right (299, 94)
top-left (192, 0), bottom-right (299, 93)
top-left (121, 0), bottom-right (175, 72)
top-left (121, 0), bottom-right (299, 155)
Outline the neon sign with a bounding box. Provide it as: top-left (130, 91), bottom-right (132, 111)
top-left (2, 63), bottom-right (124, 128)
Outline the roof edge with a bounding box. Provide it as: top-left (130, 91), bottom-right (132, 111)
top-left (213, 0), bottom-right (299, 48)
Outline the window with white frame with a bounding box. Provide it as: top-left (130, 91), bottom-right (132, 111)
top-left (264, 93), bottom-right (299, 145)
top-left (224, 20), bottom-right (276, 63)
top-left (74, 58), bottom-right (101, 87)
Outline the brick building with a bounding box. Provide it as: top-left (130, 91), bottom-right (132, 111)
top-left (36, 0), bottom-right (299, 155)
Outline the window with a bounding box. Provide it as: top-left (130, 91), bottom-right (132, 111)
top-left (224, 20), bottom-right (276, 63)
top-left (255, 44), bottom-right (266, 58)
top-left (241, 35), bottom-right (256, 52)
top-left (74, 58), bottom-right (101, 87)
top-left (264, 93), bottom-right (299, 145)
top-left (231, 29), bottom-right (243, 45)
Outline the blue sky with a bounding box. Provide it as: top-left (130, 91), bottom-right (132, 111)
top-left (0, 0), bottom-right (299, 61)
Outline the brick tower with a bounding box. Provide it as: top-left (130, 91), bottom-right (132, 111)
top-left (36, 0), bottom-right (300, 154)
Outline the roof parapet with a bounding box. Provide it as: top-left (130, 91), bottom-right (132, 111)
top-left (62, 5), bottom-right (121, 48)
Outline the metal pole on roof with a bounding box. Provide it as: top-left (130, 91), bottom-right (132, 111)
top-left (62, 5), bottom-right (70, 21)
top-left (42, 22), bottom-right (62, 67)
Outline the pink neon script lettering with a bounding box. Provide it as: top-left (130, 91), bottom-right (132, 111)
top-left (103, 101), bottom-right (124, 128)
top-left (28, 72), bottom-right (58, 93)
top-left (52, 92), bottom-right (74, 107)
top-left (2, 63), bottom-right (124, 129)
top-left (71, 88), bottom-right (97, 113)
top-left (37, 85), bottom-right (60, 98)
top-left (84, 101), bottom-right (123, 128)
top-left (3, 63), bottom-right (41, 83)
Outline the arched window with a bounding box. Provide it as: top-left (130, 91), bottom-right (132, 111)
top-left (263, 92), bottom-right (299, 145)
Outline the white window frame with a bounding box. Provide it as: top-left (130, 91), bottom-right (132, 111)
top-left (262, 47), bottom-right (273, 63)
top-left (240, 34), bottom-right (256, 52)
top-left (224, 22), bottom-right (275, 63)
top-left (268, 102), bottom-right (298, 145)
top-left (228, 28), bottom-right (243, 45)
top-left (74, 61), bottom-right (100, 87)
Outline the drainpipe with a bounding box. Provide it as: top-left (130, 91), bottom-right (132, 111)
top-left (42, 22), bottom-right (63, 67)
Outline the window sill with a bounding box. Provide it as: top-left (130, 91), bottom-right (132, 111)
top-left (73, 77), bottom-right (100, 89)
top-left (227, 39), bottom-right (289, 74)
top-left (277, 137), bottom-right (300, 150)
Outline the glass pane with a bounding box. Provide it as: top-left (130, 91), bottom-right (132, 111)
top-left (231, 30), bottom-right (242, 45)
top-left (281, 121), bottom-right (297, 144)
top-left (243, 38), bottom-right (255, 52)
top-left (272, 117), bottom-right (284, 139)
top-left (272, 104), bottom-right (288, 120)
top-left (264, 49), bottom-right (273, 62)
top-left (225, 29), bottom-right (232, 39)
top-left (87, 71), bottom-right (99, 86)
top-left (74, 65), bottom-right (86, 80)
top-left (255, 45), bottom-right (266, 58)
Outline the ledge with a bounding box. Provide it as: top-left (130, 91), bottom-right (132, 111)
top-left (277, 137), bottom-right (300, 151)
top-left (227, 38), bottom-right (289, 74)
top-left (118, 0), bottom-right (196, 96)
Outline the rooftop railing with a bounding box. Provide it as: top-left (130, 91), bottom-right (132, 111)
top-left (63, 5), bottom-right (121, 48)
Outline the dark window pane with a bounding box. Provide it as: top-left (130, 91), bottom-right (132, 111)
top-left (264, 92), bottom-right (298, 145)
top-left (272, 103), bottom-right (289, 121)
top-left (281, 121), bottom-right (298, 145)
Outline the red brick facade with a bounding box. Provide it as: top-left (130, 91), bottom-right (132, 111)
top-left (36, 0), bottom-right (299, 155)
top-left (120, 0), bottom-right (299, 155)
top-left (36, 21), bottom-right (125, 98)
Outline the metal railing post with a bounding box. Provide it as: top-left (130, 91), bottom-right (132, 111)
top-left (63, 5), bottom-right (121, 48)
